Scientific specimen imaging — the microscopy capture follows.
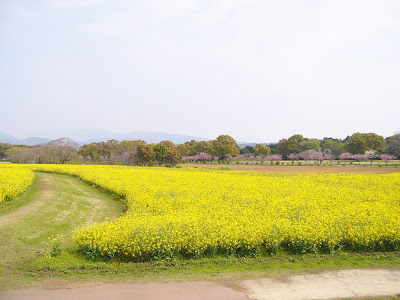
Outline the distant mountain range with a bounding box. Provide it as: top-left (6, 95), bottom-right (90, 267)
top-left (0, 132), bottom-right (51, 146)
top-left (0, 130), bottom-right (273, 147)
top-left (0, 130), bottom-right (211, 146)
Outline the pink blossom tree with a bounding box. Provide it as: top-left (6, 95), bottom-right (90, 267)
top-left (182, 155), bottom-right (194, 162)
top-left (197, 152), bottom-right (213, 162)
top-left (323, 153), bottom-right (336, 164)
top-left (267, 154), bottom-right (282, 165)
top-left (299, 150), bottom-right (313, 164)
top-left (310, 151), bottom-right (324, 164)
top-left (183, 152), bottom-right (217, 163)
top-left (379, 154), bottom-right (397, 165)
top-left (235, 154), bottom-right (247, 161)
top-left (339, 152), bottom-right (353, 165)
top-left (352, 153), bottom-right (366, 164)
top-left (288, 153), bottom-right (300, 164)
top-left (365, 150), bottom-right (377, 165)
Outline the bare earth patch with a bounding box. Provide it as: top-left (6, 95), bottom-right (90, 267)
top-left (241, 268), bottom-right (400, 300)
top-left (183, 164), bottom-right (400, 174)
top-left (1, 269), bottom-right (399, 299)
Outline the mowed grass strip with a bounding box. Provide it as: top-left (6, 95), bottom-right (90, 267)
top-left (0, 172), bottom-right (125, 289)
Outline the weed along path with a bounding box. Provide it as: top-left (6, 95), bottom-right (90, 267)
top-left (1, 172), bottom-right (400, 299)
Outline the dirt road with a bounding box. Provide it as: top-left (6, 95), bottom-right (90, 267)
top-left (1, 269), bottom-right (399, 300)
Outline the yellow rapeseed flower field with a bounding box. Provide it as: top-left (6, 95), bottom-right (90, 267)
top-left (0, 165), bottom-right (34, 203)
top-left (16, 164), bottom-right (399, 260)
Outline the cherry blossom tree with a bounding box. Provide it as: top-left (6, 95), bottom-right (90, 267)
top-left (323, 153), bottom-right (336, 164)
top-left (365, 150), bottom-right (377, 164)
top-left (339, 152), bottom-right (352, 165)
top-left (196, 152), bottom-right (214, 162)
top-left (379, 154), bottom-right (397, 165)
top-left (352, 153), bottom-right (366, 164)
top-left (299, 150), bottom-right (313, 164)
top-left (310, 151), bottom-right (324, 164)
top-left (288, 153), bottom-right (300, 164)
top-left (183, 152), bottom-right (217, 163)
top-left (267, 154), bottom-right (282, 165)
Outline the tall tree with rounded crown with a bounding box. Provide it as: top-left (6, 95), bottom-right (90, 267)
top-left (211, 135), bottom-right (239, 161)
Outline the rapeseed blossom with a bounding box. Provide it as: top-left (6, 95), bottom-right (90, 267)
top-left (0, 165), bottom-right (34, 203)
top-left (2, 164), bottom-right (399, 259)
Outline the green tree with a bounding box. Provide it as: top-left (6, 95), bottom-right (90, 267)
top-left (193, 141), bottom-right (213, 155)
top-left (345, 132), bottom-right (385, 154)
top-left (211, 135), bottom-right (240, 161)
top-left (177, 143), bottom-right (191, 156)
top-left (165, 148), bottom-right (181, 166)
top-left (254, 144), bottom-right (271, 162)
top-left (112, 140), bottom-right (146, 165)
top-left (364, 133), bottom-right (385, 153)
top-left (240, 145), bottom-right (255, 154)
top-left (136, 144), bottom-right (155, 166)
top-left (276, 139), bottom-right (289, 156)
top-left (79, 142), bottom-right (112, 160)
top-left (345, 133), bottom-right (367, 154)
top-left (153, 144), bottom-right (169, 165)
top-left (287, 134), bottom-right (305, 153)
top-left (302, 138), bottom-right (320, 151)
top-left (184, 140), bottom-right (198, 155)
top-left (386, 133), bottom-right (400, 156)
top-left (0, 143), bottom-right (13, 159)
top-left (159, 140), bottom-right (176, 150)
top-left (320, 138), bottom-right (344, 157)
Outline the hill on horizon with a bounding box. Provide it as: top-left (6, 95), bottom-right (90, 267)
top-left (0, 130), bottom-right (211, 146)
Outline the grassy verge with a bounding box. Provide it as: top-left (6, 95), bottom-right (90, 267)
top-left (0, 172), bottom-right (399, 290)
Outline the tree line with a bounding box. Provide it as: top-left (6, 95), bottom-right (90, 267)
top-left (1, 132), bottom-right (399, 165)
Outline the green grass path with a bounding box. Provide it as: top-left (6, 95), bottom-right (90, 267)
top-left (0, 172), bottom-right (124, 289)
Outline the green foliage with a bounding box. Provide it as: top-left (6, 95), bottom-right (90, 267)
top-left (136, 144), bottom-right (155, 166)
top-left (79, 142), bottom-right (112, 160)
top-left (254, 144), bottom-right (271, 158)
top-left (153, 144), bottom-right (169, 165)
top-left (192, 141), bottom-right (213, 155)
top-left (165, 148), bottom-right (181, 166)
top-left (276, 134), bottom-right (306, 156)
top-left (385, 134), bottom-right (400, 157)
top-left (345, 133), bottom-right (385, 154)
top-left (287, 134), bottom-right (305, 153)
top-left (321, 138), bottom-right (344, 157)
top-left (211, 135), bottom-right (240, 160)
top-left (0, 143), bottom-right (13, 159)
top-left (276, 138), bottom-right (289, 156)
top-left (302, 138), bottom-right (320, 151)
top-left (240, 145), bottom-right (255, 154)
top-left (176, 144), bottom-right (191, 156)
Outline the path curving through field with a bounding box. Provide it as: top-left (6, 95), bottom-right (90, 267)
top-left (0, 172), bottom-right (125, 284)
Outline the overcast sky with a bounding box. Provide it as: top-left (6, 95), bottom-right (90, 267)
top-left (1, 0), bottom-right (399, 142)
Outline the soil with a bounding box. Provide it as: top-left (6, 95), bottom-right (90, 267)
top-left (184, 164), bottom-right (400, 174)
top-left (1, 269), bottom-right (399, 300)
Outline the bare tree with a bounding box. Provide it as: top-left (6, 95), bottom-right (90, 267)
top-left (46, 138), bottom-right (80, 164)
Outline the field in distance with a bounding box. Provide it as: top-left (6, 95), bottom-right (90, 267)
top-left (182, 163), bottom-right (400, 174)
